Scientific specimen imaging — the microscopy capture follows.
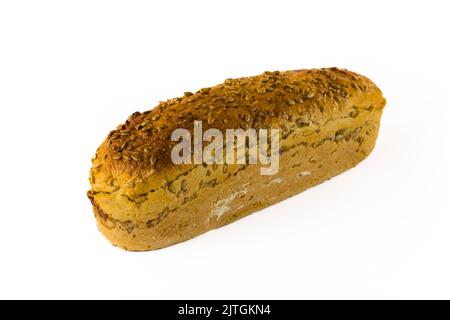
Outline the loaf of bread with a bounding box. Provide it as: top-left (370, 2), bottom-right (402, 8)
top-left (88, 68), bottom-right (386, 251)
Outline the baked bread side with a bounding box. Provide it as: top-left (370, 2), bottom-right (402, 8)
top-left (88, 68), bottom-right (386, 251)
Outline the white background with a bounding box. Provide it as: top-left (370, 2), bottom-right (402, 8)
top-left (0, 0), bottom-right (449, 299)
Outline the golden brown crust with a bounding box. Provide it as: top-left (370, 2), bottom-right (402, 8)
top-left (88, 68), bottom-right (386, 251)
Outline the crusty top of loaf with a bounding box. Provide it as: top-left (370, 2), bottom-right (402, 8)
top-left (89, 68), bottom-right (385, 198)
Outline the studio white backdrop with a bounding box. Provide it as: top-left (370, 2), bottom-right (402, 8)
top-left (0, 0), bottom-right (449, 299)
